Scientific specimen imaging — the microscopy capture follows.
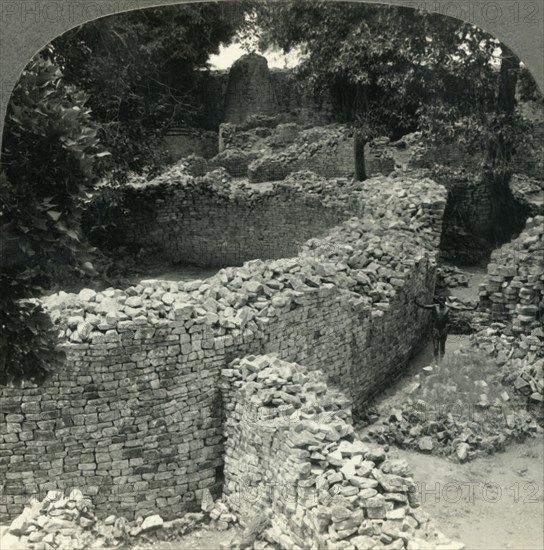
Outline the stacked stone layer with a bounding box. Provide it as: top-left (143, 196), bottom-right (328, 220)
top-left (1, 175), bottom-right (446, 522)
top-left (479, 215), bottom-right (543, 332)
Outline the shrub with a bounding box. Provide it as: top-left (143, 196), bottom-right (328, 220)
top-left (0, 49), bottom-right (101, 384)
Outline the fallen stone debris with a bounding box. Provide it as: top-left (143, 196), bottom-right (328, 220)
top-left (363, 216), bottom-right (543, 461)
top-left (363, 350), bottom-right (541, 462)
top-left (436, 265), bottom-right (469, 289)
top-left (0, 489), bottom-right (208, 550)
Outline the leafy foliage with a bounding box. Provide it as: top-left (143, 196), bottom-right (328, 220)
top-left (0, 280), bottom-right (64, 387)
top-left (247, 2), bottom-right (456, 137)
top-left (246, 2), bottom-right (540, 173)
top-left (0, 50), bottom-right (102, 384)
top-left (52, 3), bottom-right (247, 181)
top-left (1, 49), bottom-right (102, 272)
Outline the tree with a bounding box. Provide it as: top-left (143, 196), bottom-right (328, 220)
top-left (0, 49), bottom-right (102, 384)
top-left (51, 2), bottom-right (247, 181)
top-left (246, 2), bottom-right (449, 179)
top-left (246, 1), bottom-right (538, 186)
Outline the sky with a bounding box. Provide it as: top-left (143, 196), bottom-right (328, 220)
top-left (208, 42), bottom-right (302, 70)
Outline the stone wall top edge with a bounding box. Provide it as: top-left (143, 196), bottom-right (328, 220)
top-left (44, 176), bottom-right (446, 351)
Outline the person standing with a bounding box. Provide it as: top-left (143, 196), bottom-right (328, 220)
top-left (415, 296), bottom-right (475, 363)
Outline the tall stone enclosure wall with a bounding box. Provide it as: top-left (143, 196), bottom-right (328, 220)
top-left (0, 176), bottom-right (446, 522)
top-left (224, 54), bottom-right (279, 125)
top-left (87, 181), bottom-right (354, 267)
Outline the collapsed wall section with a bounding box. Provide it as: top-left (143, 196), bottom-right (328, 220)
top-left (1, 175), bottom-right (446, 522)
top-left (220, 355), bottom-right (458, 550)
top-left (218, 124), bottom-right (355, 182)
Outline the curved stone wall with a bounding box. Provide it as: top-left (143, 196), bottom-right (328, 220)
top-left (84, 171), bottom-right (357, 267)
top-left (0, 175), bottom-right (446, 521)
top-left (220, 355), bottom-right (460, 549)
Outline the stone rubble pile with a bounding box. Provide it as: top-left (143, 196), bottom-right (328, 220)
top-left (0, 489), bottom-right (207, 550)
top-left (471, 324), bottom-right (544, 413)
top-left (364, 219), bottom-right (544, 458)
top-left (0, 489), bottom-right (104, 550)
top-left (215, 122), bottom-right (354, 183)
top-left (221, 355), bottom-right (465, 550)
top-left (510, 174), bottom-right (544, 217)
top-left (364, 347), bottom-right (541, 462)
top-left (363, 249), bottom-right (543, 461)
top-left (479, 215), bottom-right (543, 331)
top-left (436, 264), bottom-right (469, 289)
top-left (47, 176), bottom-right (445, 348)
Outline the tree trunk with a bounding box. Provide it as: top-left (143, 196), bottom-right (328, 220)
top-left (485, 44), bottom-right (521, 246)
top-left (354, 135), bottom-right (366, 181)
top-left (354, 82), bottom-right (368, 181)
top-left (497, 45), bottom-right (518, 115)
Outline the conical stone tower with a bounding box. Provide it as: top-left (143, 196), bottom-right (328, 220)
top-left (223, 53), bottom-right (278, 124)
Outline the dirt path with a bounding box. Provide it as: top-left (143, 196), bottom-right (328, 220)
top-left (130, 265), bottom-right (219, 286)
top-left (447, 265), bottom-right (487, 304)
top-left (390, 438), bottom-right (544, 550)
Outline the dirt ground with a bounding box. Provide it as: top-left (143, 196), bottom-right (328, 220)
top-left (392, 438), bottom-right (544, 550)
top-left (130, 526), bottom-right (241, 550)
top-left (448, 266), bottom-right (488, 304)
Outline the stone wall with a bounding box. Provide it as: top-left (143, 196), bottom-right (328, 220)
top-left (437, 174), bottom-right (495, 264)
top-left (0, 297), bottom-right (223, 521)
top-left (194, 62), bottom-right (335, 131)
top-left (479, 215), bottom-right (543, 332)
top-left (510, 175), bottom-right (544, 217)
top-left (223, 54), bottom-right (279, 125)
top-left (220, 355), bottom-right (458, 550)
top-left (162, 127), bottom-right (219, 162)
top-left (1, 175), bottom-right (446, 522)
top-left (86, 173), bottom-right (355, 267)
top-left (218, 123), bottom-right (356, 182)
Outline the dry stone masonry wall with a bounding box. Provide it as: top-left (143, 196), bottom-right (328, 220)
top-left (216, 123), bottom-right (356, 182)
top-left (220, 355), bottom-right (462, 550)
top-left (1, 174), bottom-right (446, 522)
top-left (192, 54), bottom-right (335, 130)
top-left (86, 170), bottom-right (356, 267)
top-left (479, 215), bottom-right (543, 332)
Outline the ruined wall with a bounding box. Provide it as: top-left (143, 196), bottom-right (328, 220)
top-left (510, 175), bottom-right (544, 217)
top-left (0, 300), bottom-right (222, 522)
top-left (479, 215), bottom-right (543, 332)
top-left (223, 54), bottom-right (279, 125)
top-left (88, 177), bottom-right (354, 267)
top-left (437, 174), bottom-right (495, 264)
top-left (220, 355), bottom-right (455, 550)
top-left (218, 123), bottom-right (355, 182)
top-left (162, 127), bottom-right (219, 162)
top-left (195, 64), bottom-right (335, 131)
top-left (1, 176), bottom-right (446, 522)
